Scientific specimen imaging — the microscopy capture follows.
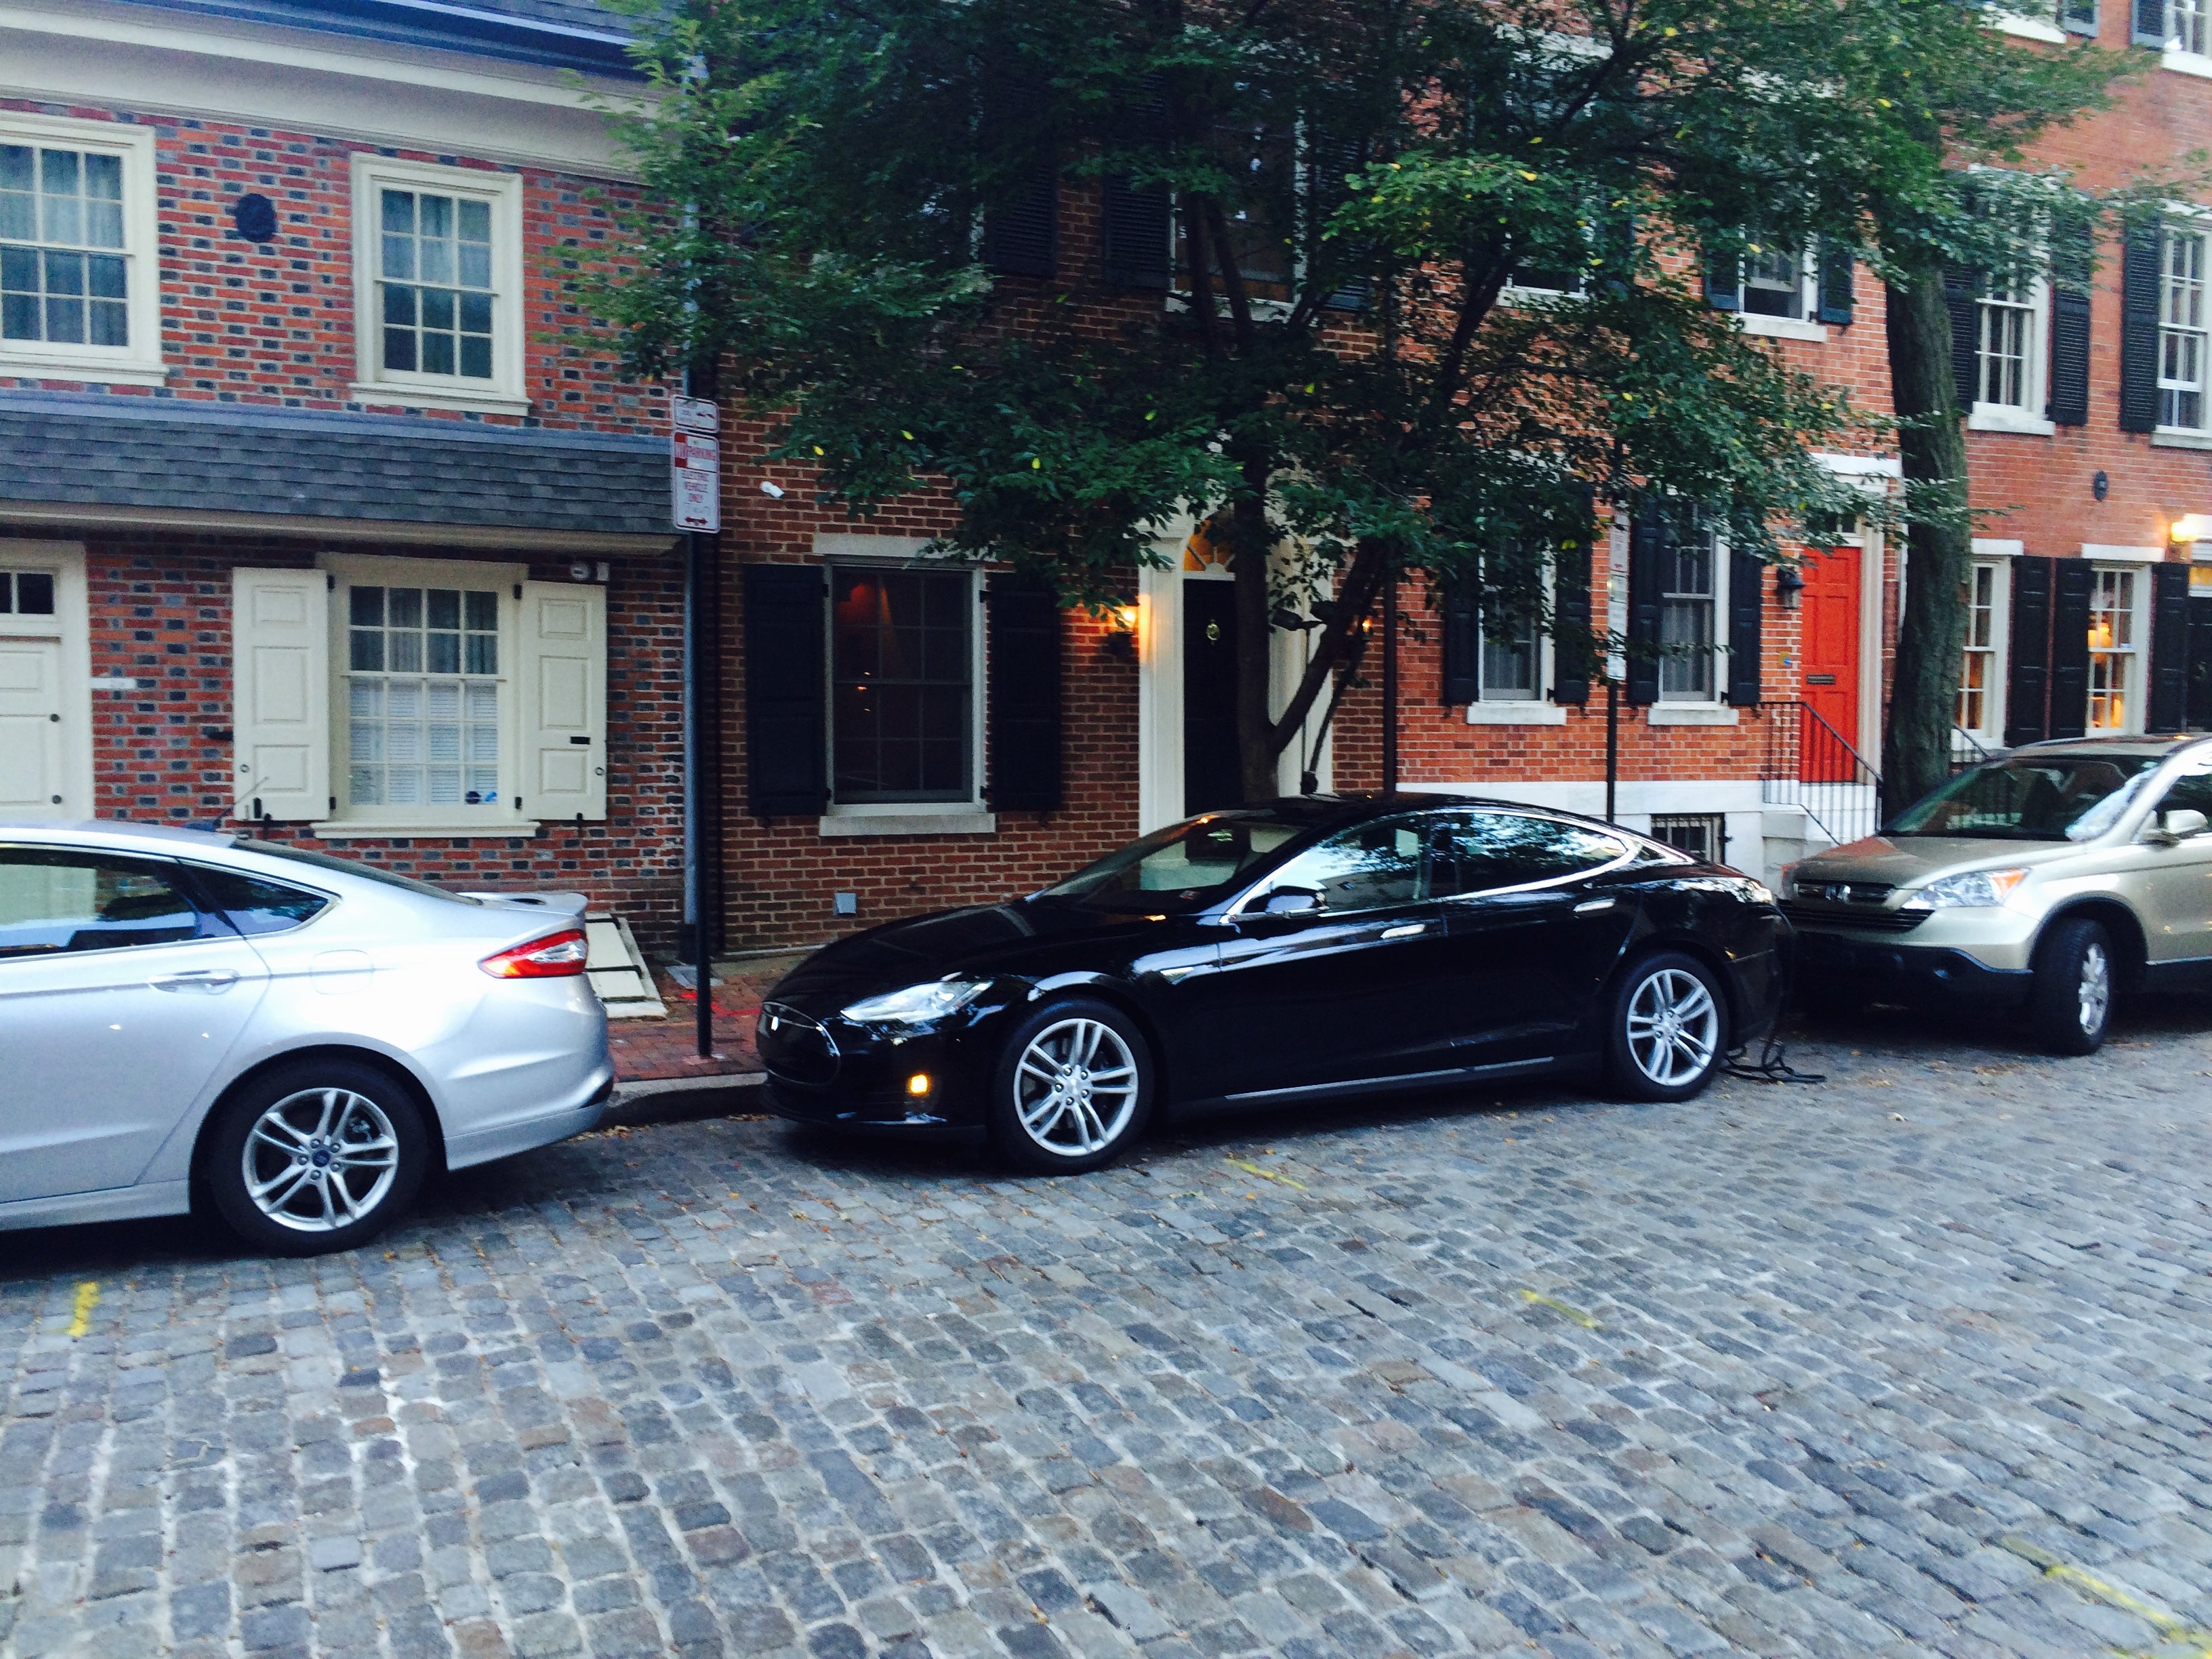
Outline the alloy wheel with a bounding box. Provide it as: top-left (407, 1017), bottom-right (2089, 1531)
top-left (2077, 941), bottom-right (2110, 1037)
top-left (241, 1088), bottom-right (401, 1233)
top-left (1012, 1018), bottom-right (1140, 1157)
top-left (1624, 968), bottom-right (1720, 1088)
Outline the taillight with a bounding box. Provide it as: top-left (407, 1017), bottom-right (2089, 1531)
top-left (479, 927), bottom-right (589, 979)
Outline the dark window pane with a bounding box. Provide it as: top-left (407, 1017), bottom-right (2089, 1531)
top-left (426, 632), bottom-right (459, 674)
top-left (464, 590), bottom-right (497, 630)
top-left (422, 331), bottom-right (453, 375)
top-left (1, 291), bottom-right (34, 341)
top-left (350, 586), bottom-right (384, 626)
top-left (187, 867), bottom-right (330, 935)
top-left (0, 851), bottom-right (204, 956)
top-left (458, 334), bottom-right (491, 380)
top-left (350, 630), bottom-right (384, 672)
top-left (88, 300), bottom-right (125, 346)
top-left (421, 287), bottom-right (454, 331)
top-left (464, 635), bottom-right (495, 675)
top-left (44, 291), bottom-right (85, 344)
top-left (85, 253), bottom-right (124, 299)
top-left (16, 571), bottom-right (54, 614)
top-left (383, 326), bottom-right (415, 371)
top-left (426, 589), bottom-right (459, 630)
top-left (827, 565), bottom-right (975, 802)
top-left (458, 290), bottom-right (491, 333)
top-left (382, 283), bottom-right (415, 326)
top-left (1268, 817), bottom-right (1426, 912)
top-left (44, 249), bottom-right (83, 295)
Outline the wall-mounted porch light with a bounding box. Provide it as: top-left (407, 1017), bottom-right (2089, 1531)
top-left (1103, 601), bottom-right (1141, 662)
top-left (2169, 512), bottom-right (2212, 546)
top-left (1774, 565), bottom-right (1805, 611)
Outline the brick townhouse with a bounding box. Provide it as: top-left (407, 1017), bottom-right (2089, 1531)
top-left (0, 0), bottom-right (694, 960)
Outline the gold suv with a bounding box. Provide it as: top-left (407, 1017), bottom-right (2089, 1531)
top-left (1781, 734), bottom-right (2212, 1054)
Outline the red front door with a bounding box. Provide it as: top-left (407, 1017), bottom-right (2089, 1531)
top-left (1799, 543), bottom-right (1862, 759)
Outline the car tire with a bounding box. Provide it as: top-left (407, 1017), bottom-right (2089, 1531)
top-left (203, 1059), bottom-right (430, 1256)
top-left (987, 998), bottom-right (1155, 1175)
top-left (2028, 916), bottom-right (2113, 1057)
top-left (1605, 951), bottom-right (1730, 1102)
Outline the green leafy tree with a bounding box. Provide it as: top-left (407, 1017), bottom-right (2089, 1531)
top-left (586, 0), bottom-right (2058, 804)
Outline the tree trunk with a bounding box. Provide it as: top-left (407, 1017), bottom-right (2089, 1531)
top-left (1881, 272), bottom-right (1973, 820)
top-left (1230, 467), bottom-right (1278, 804)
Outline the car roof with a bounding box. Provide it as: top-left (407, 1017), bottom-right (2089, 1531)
top-left (1221, 792), bottom-right (1660, 841)
top-left (2008, 733), bottom-right (2212, 761)
top-left (0, 819), bottom-right (239, 853)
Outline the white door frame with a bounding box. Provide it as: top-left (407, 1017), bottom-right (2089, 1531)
top-left (1135, 515), bottom-right (1332, 832)
top-left (0, 540), bottom-right (93, 819)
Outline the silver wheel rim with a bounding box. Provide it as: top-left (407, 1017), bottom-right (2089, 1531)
top-left (2078, 942), bottom-right (2110, 1036)
top-left (1625, 968), bottom-right (1720, 1088)
top-left (242, 1088), bottom-right (400, 1233)
top-left (1013, 1018), bottom-right (1140, 1157)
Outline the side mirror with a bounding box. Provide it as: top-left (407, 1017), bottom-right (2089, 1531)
top-left (1262, 887), bottom-right (1321, 915)
top-left (2161, 807), bottom-right (2209, 841)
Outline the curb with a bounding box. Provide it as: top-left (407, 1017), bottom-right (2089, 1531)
top-left (604, 1070), bottom-right (768, 1128)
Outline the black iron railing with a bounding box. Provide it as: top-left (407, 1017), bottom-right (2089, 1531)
top-left (1761, 699), bottom-right (1882, 848)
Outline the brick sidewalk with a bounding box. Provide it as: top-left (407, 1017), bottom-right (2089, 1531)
top-left (607, 957), bottom-right (803, 1083)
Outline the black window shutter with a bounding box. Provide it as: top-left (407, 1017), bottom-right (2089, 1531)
top-left (2050, 558), bottom-right (2095, 741)
top-left (2048, 226), bottom-right (2093, 427)
top-left (2064, 0), bottom-right (2100, 37)
top-left (1310, 136), bottom-right (1372, 312)
top-left (2150, 560), bottom-right (2192, 731)
top-left (743, 563), bottom-right (828, 817)
top-left (2120, 223), bottom-right (2163, 434)
top-left (983, 165), bottom-right (1057, 279)
top-left (1551, 523), bottom-right (1594, 707)
top-left (2005, 556), bottom-right (2055, 747)
top-left (985, 577), bottom-right (1063, 811)
top-left (1101, 173), bottom-right (1171, 290)
top-left (1702, 243), bottom-right (1741, 312)
top-left (1439, 572), bottom-right (1481, 705)
top-left (1816, 239), bottom-right (1855, 326)
top-left (1942, 266), bottom-right (1981, 410)
top-left (1624, 505), bottom-right (1665, 706)
top-left (2136, 0), bottom-right (2169, 45)
top-left (1724, 544), bottom-right (1764, 707)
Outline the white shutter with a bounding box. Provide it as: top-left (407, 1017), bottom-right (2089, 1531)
top-left (517, 580), bottom-right (607, 821)
top-left (231, 569), bottom-right (329, 821)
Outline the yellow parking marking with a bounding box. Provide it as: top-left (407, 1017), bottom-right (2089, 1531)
top-left (66, 1282), bottom-right (99, 1339)
top-left (1225, 1158), bottom-right (1305, 1190)
top-left (2002, 1538), bottom-right (2212, 1654)
top-left (1517, 1289), bottom-right (1600, 1329)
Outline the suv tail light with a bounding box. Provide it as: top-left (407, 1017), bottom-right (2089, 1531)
top-left (480, 927), bottom-right (589, 979)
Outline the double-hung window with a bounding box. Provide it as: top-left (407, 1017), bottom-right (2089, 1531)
top-left (0, 113), bottom-right (161, 384)
top-left (1481, 609), bottom-right (1541, 703)
top-left (829, 565), bottom-right (979, 806)
top-left (1658, 530), bottom-right (1721, 702)
top-left (346, 582), bottom-right (503, 812)
top-left (1978, 274), bottom-right (2041, 409)
top-left (350, 157), bottom-right (526, 414)
top-left (2087, 567), bottom-right (2141, 732)
top-left (1958, 561), bottom-right (2009, 746)
top-left (2160, 225), bottom-right (2209, 432)
top-left (2171, 0), bottom-right (2211, 54)
top-left (1742, 243), bottom-right (1811, 321)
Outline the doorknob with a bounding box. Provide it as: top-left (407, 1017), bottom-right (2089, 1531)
top-left (1574, 897), bottom-right (1616, 914)
top-left (1380, 923), bottom-right (1427, 939)
top-left (152, 970), bottom-right (240, 992)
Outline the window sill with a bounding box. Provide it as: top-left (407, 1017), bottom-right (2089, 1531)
top-left (2, 356), bottom-right (168, 388)
top-left (818, 811), bottom-right (997, 838)
top-left (1647, 704), bottom-right (1741, 726)
top-left (1165, 293), bottom-right (1297, 323)
top-left (1738, 313), bottom-right (1828, 343)
top-left (1971, 538), bottom-right (2026, 558)
top-left (310, 819), bottom-right (539, 840)
top-left (1465, 701), bottom-right (1568, 726)
top-left (1496, 285), bottom-right (1587, 308)
top-left (1968, 405), bottom-right (2056, 436)
top-left (2082, 544), bottom-right (2166, 563)
top-left (2163, 49), bottom-right (2212, 79)
top-left (348, 382), bottom-right (533, 417)
top-left (2152, 428), bottom-right (2212, 450)
top-left (1994, 12), bottom-right (2068, 41)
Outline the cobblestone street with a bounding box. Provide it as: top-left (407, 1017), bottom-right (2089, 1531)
top-left (3, 1002), bottom-right (2210, 1659)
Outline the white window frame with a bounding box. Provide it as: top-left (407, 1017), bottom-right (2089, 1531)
top-left (1465, 565), bottom-right (1567, 726)
top-left (1655, 523), bottom-right (1728, 712)
top-left (2165, 0), bottom-right (2212, 66)
top-left (2157, 218), bottom-right (2211, 438)
top-left (815, 537), bottom-right (992, 836)
top-left (1968, 270), bottom-right (2055, 435)
top-left (2085, 561), bottom-right (2150, 734)
top-left (1957, 554), bottom-right (2013, 749)
top-left (1734, 243), bottom-right (1829, 344)
top-left (0, 112), bottom-right (163, 386)
top-left (348, 155), bottom-right (528, 416)
top-left (319, 552), bottom-right (531, 834)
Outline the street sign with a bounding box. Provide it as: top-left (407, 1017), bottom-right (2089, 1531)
top-left (671, 394), bottom-right (720, 531)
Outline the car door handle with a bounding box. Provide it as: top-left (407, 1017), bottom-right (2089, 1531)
top-left (1573, 898), bottom-right (1616, 914)
top-left (151, 970), bottom-right (240, 993)
top-left (1380, 923), bottom-right (1428, 939)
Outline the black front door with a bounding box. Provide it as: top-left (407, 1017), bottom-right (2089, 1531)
top-left (1183, 581), bottom-right (1240, 813)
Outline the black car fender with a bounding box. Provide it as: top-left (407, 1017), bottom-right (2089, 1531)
top-left (1015, 970), bottom-right (1178, 1107)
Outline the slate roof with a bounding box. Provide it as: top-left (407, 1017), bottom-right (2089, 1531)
top-left (111, 0), bottom-right (643, 74)
top-left (0, 394), bottom-right (674, 542)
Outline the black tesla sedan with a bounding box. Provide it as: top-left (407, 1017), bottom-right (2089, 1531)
top-left (758, 794), bottom-right (1786, 1172)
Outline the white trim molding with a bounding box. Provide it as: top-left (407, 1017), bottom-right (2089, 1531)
top-left (1738, 313), bottom-right (1828, 344)
top-left (2081, 544), bottom-right (2166, 563)
top-left (1647, 703), bottom-right (1741, 726)
top-left (1969, 406), bottom-right (2057, 436)
top-left (1970, 537), bottom-right (2026, 558)
top-left (0, 110), bottom-right (165, 387)
top-left (349, 155), bottom-right (528, 416)
top-left (1466, 702), bottom-right (1568, 726)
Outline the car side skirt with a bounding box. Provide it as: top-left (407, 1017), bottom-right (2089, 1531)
top-left (1173, 1054), bottom-right (1567, 1118)
top-left (0, 1179), bottom-right (192, 1233)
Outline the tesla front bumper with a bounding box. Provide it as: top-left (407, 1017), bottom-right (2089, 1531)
top-left (756, 999), bottom-right (1000, 1130)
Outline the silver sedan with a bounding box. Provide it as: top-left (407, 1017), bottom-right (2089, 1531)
top-left (0, 821), bottom-right (613, 1254)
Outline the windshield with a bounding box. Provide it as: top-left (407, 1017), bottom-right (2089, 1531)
top-left (1883, 755), bottom-right (2161, 842)
top-left (1036, 814), bottom-right (1307, 911)
top-left (231, 839), bottom-right (478, 903)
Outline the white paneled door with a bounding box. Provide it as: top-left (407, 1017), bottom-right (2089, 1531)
top-left (0, 544), bottom-right (90, 820)
top-left (0, 636), bottom-right (66, 817)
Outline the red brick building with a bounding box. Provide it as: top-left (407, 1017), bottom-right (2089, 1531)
top-left (0, 0), bottom-right (692, 957)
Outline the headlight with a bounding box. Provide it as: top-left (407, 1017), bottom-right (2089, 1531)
top-left (1742, 880), bottom-right (1776, 906)
top-left (1900, 867), bottom-right (2028, 912)
top-left (840, 979), bottom-right (989, 1023)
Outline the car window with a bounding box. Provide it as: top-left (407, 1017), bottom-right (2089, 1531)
top-left (1265, 817), bottom-right (1427, 913)
top-left (229, 839), bottom-right (478, 903)
top-left (0, 849), bottom-right (211, 957)
top-left (1429, 811), bottom-right (1628, 895)
top-left (1885, 756), bottom-right (2160, 840)
top-left (1038, 814), bottom-right (1307, 912)
top-left (186, 865), bottom-right (332, 936)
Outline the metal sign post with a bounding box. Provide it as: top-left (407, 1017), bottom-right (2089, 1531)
top-left (674, 388), bottom-right (719, 1059)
